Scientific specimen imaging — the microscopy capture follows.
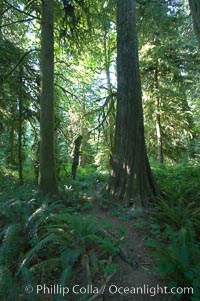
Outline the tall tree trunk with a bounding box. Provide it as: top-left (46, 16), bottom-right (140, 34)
top-left (79, 98), bottom-right (86, 168)
top-left (10, 125), bottom-right (15, 165)
top-left (18, 68), bottom-right (23, 183)
top-left (71, 135), bottom-right (82, 180)
top-left (10, 102), bottom-right (16, 166)
top-left (189, 0), bottom-right (200, 49)
top-left (103, 30), bottom-right (115, 165)
top-left (0, 2), bottom-right (3, 38)
top-left (154, 69), bottom-right (164, 164)
top-left (38, 0), bottom-right (57, 195)
top-left (108, 0), bottom-right (158, 207)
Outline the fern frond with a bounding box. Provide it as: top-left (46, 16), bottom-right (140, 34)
top-left (0, 265), bottom-right (20, 300)
top-left (20, 266), bottom-right (38, 301)
top-left (0, 266), bottom-right (13, 297)
top-left (30, 258), bottom-right (61, 274)
top-left (53, 266), bottom-right (72, 301)
top-left (0, 224), bottom-right (21, 266)
top-left (26, 203), bottom-right (48, 227)
top-left (17, 234), bottom-right (61, 275)
top-left (61, 248), bottom-right (83, 267)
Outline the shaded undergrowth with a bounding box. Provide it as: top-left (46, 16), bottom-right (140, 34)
top-left (149, 163), bottom-right (200, 301)
top-left (0, 167), bottom-right (118, 301)
top-left (0, 162), bottom-right (199, 300)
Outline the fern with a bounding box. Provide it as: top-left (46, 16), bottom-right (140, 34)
top-left (17, 234), bottom-right (61, 275)
top-left (53, 266), bottom-right (72, 301)
top-left (20, 266), bottom-right (38, 301)
top-left (30, 258), bottom-right (61, 274)
top-left (61, 248), bottom-right (83, 267)
top-left (154, 197), bottom-right (200, 232)
top-left (0, 224), bottom-right (21, 266)
top-left (0, 266), bottom-right (13, 297)
top-left (0, 175), bottom-right (119, 301)
top-left (147, 225), bottom-right (200, 291)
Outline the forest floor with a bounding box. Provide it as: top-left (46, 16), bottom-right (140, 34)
top-left (81, 185), bottom-right (177, 301)
top-left (1, 164), bottom-right (198, 301)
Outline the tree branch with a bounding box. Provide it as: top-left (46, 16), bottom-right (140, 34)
top-left (4, 1), bottom-right (40, 20)
top-left (55, 83), bottom-right (82, 104)
top-left (4, 49), bottom-right (40, 79)
top-left (0, 18), bottom-right (35, 29)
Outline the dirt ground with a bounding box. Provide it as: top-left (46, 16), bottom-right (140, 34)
top-left (87, 200), bottom-right (178, 301)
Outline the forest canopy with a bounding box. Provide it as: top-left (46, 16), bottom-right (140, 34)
top-left (0, 0), bottom-right (199, 188)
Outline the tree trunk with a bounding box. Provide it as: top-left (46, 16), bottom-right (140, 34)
top-left (189, 0), bottom-right (200, 49)
top-left (79, 99), bottom-right (87, 168)
top-left (154, 69), bottom-right (164, 164)
top-left (9, 99), bottom-right (17, 166)
top-left (10, 127), bottom-right (15, 165)
top-left (103, 30), bottom-right (115, 165)
top-left (18, 68), bottom-right (23, 183)
top-left (108, 0), bottom-right (158, 207)
top-left (0, 2), bottom-right (3, 37)
top-left (71, 135), bottom-right (82, 180)
top-left (38, 0), bottom-right (58, 195)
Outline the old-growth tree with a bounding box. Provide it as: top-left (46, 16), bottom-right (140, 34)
top-left (39, 0), bottom-right (57, 194)
top-left (108, 0), bottom-right (158, 207)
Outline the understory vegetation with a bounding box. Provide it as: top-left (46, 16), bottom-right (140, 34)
top-left (0, 162), bottom-right (200, 300)
top-left (148, 163), bottom-right (200, 301)
top-left (0, 166), bottom-right (118, 301)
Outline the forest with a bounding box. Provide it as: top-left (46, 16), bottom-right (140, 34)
top-left (0, 0), bottom-right (200, 300)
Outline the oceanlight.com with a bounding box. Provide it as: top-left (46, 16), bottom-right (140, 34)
top-left (24, 283), bottom-right (194, 297)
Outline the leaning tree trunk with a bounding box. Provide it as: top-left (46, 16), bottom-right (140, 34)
top-left (38, 0), bottom-right (57, 195)
top-left (189, 0), bottom-right (200, 49)
top-left (108, 0), bottom-right (158, 207)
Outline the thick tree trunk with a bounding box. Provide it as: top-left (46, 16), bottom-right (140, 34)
top-left (189, 0), bottom-right (200, 49)
top-left (38, 0), bottom-right (58, 195)
top-left (108, 0), bottom-right (158, 207)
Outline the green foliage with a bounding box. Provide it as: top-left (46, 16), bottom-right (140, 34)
top-left (0, 266), bottom-right (21, 301)
top-left (0, 170), bottom-right (119, 300)
top-left (154, 198), bottom-right (200, 232)
top-left (0, 224), bottom-right (21, 266)
top-left (154, 163), bottom-right (200, 203)
top-left (20, 267), bottom-right (37, 301)
top-left (147, 163), bottom-right (200, 300)
top-left (186, 267), bottom-right (200, 301)
top-left (138, 0), bottom-right (199, 163)
top-left (147, 225), bottom-right (200, 299)
top-left (0, 0), bottom-right (200, 298)
top-left (93, 236), bottom-right (119, 256)
top-left (59, 164), bottom-right (109, 211)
